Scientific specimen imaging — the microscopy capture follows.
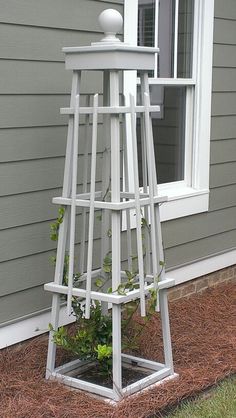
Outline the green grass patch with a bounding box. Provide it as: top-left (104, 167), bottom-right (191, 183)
top-left (166, 376), bottom-right (236, 418)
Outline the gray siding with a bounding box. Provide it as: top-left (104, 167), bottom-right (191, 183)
top-left (163, 0), bottom-right (236, 269)
top-left (1, 0), bottom-right (236, 327)
top-left (0, 0), bottom-right (123, 326)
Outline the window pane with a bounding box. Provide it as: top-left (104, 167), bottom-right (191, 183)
top-left (137, 86), bottom-right (186, 185)
top-left (138, 0), bottom-right (174, 77)
top-left (138, 0), bottom-right (155, 78)
top-left (138, 0), bottom-right (194, 78)
top-left (177, 0), bottom-right (194, 78)
top-left (138, 0), bottom-right (155, 47)
top-left (157, 0), bottom-right (174, 77)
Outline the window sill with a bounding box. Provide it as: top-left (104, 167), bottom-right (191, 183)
top-left (122, 182), bottom-right (209, 231)
top-left (158, 182), bottom-right (209, 222)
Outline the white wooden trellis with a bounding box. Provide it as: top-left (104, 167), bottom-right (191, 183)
top-left (45, 9), bottom-right (177, 401)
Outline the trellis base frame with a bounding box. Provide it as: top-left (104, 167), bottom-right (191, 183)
top-left (48, 354), bottom-right (177, 401)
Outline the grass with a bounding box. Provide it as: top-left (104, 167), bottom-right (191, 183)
top-left (166, 376), bottom-right (236, 418)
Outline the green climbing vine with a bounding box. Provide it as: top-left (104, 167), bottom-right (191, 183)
top-left (49, 207), bottom-right (164, 376)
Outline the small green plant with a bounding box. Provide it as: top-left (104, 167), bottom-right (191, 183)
top-left (50, 207), bottom-right (65, 241)
top-left (50, 208), bottom-right (82, 287)
top-left (49, 207), bottom-right (164, 376)
top-left (95, 344), bottom-right (113, 374)
top-left (50, 300), bottom-right (112, 375)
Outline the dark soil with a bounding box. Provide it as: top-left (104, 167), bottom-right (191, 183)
top-left (0, 281), bottom-right (235, 418)
top-left (75, 364), bottom-right (149, 388)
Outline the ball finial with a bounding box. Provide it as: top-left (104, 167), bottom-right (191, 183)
top-left (98, 9), bottom-right (123, 44)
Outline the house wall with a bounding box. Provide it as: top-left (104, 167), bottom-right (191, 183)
top-left (163, 0), bottom-right (236, 270)
top-left (168, 265), bottom-right (236, 302)
top-left (0, 0), bottom-right (123, 327)
top-left (0, 0), bottom-right (236, 336)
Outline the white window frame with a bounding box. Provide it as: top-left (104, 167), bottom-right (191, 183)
top-left (123, 0), bottom-right (214, 222)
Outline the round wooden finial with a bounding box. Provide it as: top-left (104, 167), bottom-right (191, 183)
top-left (98, 9), bottom-right (123, 43)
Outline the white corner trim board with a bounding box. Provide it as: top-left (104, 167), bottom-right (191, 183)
top-left (1, 247), bottom-right (235, 349)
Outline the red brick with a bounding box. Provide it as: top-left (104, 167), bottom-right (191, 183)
top-left (181, 283), bottom-right (196, 297)
top-left (168, 288), bottom-right (182, 301)
top-left (196, 278), bottom-right (209, 292)
top-left (167, 265), bottom-right (236, 303)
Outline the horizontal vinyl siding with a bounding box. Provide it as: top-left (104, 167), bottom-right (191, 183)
top-left (164, 207), bottom-right (236, 249)
top-left (1, 0), bottom-right (236, 327)
top-left (0, 154), bottom-right (104, 196)
top-left (0, 0), bottom-right (123, 326)
top-left (165, 229), bottom-right (236, 268)
top-left (163, 0), bottom-right (236, 270)
top-left (0, 214), bottom-right (104, 266)
top-left (0, 253), bottom-right (54, 298)
top-left (0, 61), bottom-right (103, 94)
top-left (0, 25), bottom-right (101, 62)
top-left (210, 139), bottom-right (236, 164)
top-left (0, 125), bottom-right (107, 162)
top-left (212, 68), bottom-right (236, 92)
top-left (209, 185), bottom-right (236, 211)
top-left (214, 0), bottom-right (236, 19)
top-left (0, 286), bottom-right (52, 325)
top-left (211, 115), bottom-right (236, 140)
top-left (0, 0), bottom-right (123, 32)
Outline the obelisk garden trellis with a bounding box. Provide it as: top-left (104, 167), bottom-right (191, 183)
top-left (45, 9), bottom-right (177, 401)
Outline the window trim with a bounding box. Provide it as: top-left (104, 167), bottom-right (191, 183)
top-left (123, 0), bottom-right (214, 222)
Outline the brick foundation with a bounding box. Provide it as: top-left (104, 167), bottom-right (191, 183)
top-left (168, 264), bottom-right (236, 302)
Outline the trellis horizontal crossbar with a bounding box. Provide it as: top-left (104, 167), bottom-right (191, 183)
top-left (122, 353), bottom-right (164, 370)
top-left (53, 191), bottom-right (166, 200)
top-left (74, 268), bottom-right (174, 284)
top-left (51, 367), bottom-right (173, 400)
top-left (60, 105), bottom-right (160, 115)
top-left (51, 355), bottom-right (174, 401)
top-left (52, 194), bottom-right (167, 210)
top-left (44, 278), bottom-right (175, 305)
top-left (59, 268), bottom-right (175, 286)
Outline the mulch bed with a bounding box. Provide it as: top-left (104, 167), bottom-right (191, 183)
top-left (0, 281), bottom-right (235, 418)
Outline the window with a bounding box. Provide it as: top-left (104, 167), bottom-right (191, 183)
top-left (124, 0), bottom-right (214, 221)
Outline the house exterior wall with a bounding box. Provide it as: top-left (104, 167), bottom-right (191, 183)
top-left (168, 265), bottom-right (236, 302)
top-left (0, 0), bottom-right (235, 335)
top-left (0, 0), bottom-right (123, 327)
top-left (163, 0), bottom-right (236, 269)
